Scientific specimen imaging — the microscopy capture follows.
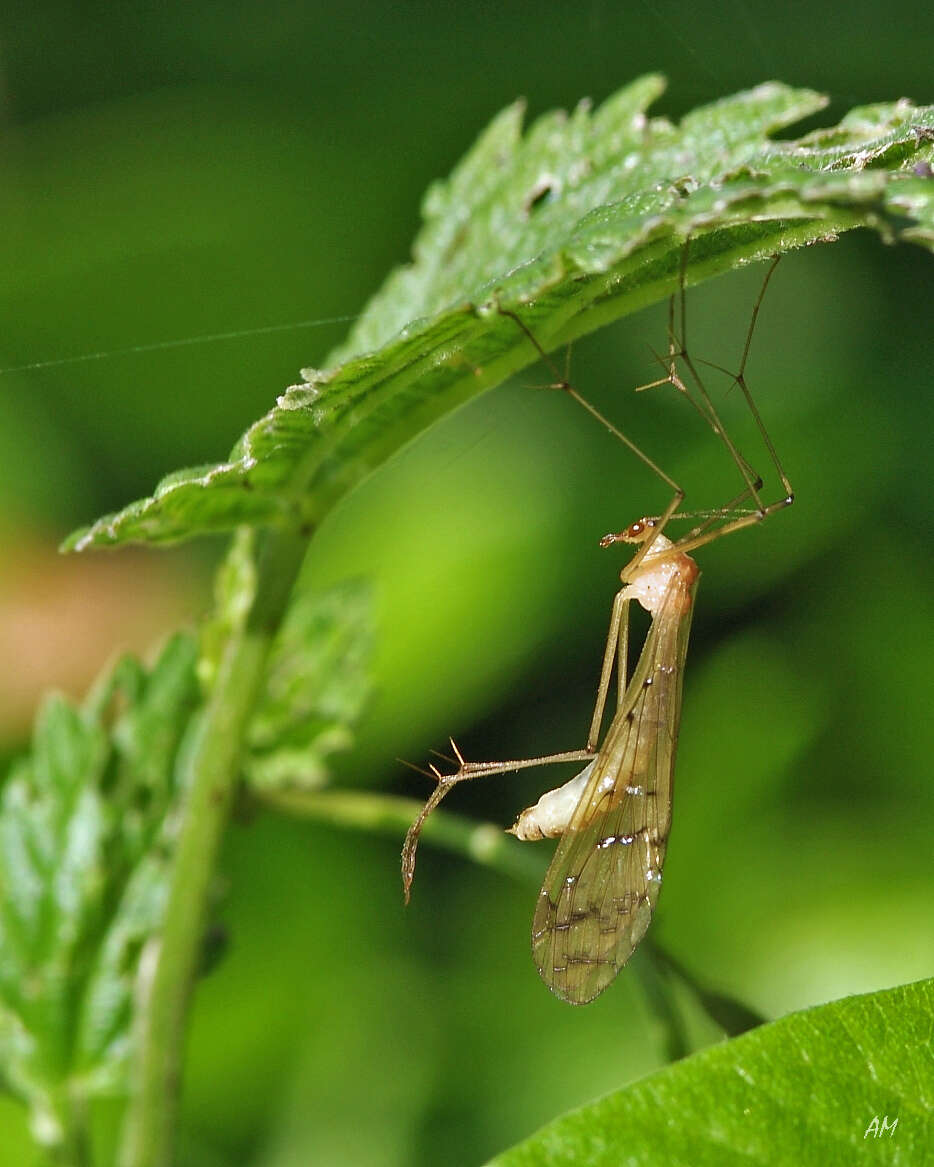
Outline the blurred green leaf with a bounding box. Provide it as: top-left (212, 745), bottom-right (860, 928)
top-left (244, 576), bottom-right (373, 790)
top-left (491, 977), bottom-right (933, 1166)
top-left (197, 527), bottom-right (259, 693)
top-left (198, 529), bottom-right (373, 791)
top-left (63, 80), bottom-right (934, 552)
top-left (0, 636), bottom-right (199, 1149)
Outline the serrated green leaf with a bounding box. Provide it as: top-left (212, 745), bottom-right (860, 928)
top-left (490, 977), bottom-right (933, 1166)
top-left (62, 80), bottom-right (934, 553)
top-left (0, 636), bottom-right (199, 1147)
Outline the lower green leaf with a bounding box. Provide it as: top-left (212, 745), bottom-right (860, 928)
top-left (0, 636), bottom-right (199, 1148)
top-left (491, 978), bottom-right (933, 1166)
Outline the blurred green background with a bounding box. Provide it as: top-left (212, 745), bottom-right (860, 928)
top-left (1, 2), bottom-right (932, 1164)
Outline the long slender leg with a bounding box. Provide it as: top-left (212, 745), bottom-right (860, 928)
top-left (630, 251), bottom-right (765, 509)
top-left (401, 743), bottom-right (598, 901)
top-left (612, 256), bottom-right (794, 559)
top-left (662, 491), bottom-right (793, 556)
top-left (448, 749), bottom-right (595, 777)
top-left (602, 483), bottom-right (793, 565)
top-left (637, 259), bottom-right (794, 547)
top-left (626, 250), bottom-right (791, 536)
top-left (402, 589), bottom-right (631, 837)
top-left (616, 590), bottom-right (631, 713)
top-left (586, 587), bottom-right (631, 748)
top-left (498, 307), bottom-right (684, 497)
top-left (636, 355), bottom-right (766, 519)
top-left (402, 586), bottom-right (632, 898)
top-left (602, 478), bottom-right (762, 564)
top-left (694, 255), bottom-right (794, 499)
top-left (413, 581), bottom-right (631, 787)
top-left (662, 251), bottom-right (792, 516)
top-left (497, 305), bottom-right (686, 572)
top-left (671, 246), bottom-right (771, 512)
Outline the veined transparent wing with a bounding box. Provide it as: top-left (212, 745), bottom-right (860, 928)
top-left (532, 570), bottom-right (698, 1004)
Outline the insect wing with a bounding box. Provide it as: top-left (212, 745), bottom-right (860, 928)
top-left (532, 573), bottom-right (697, 1004)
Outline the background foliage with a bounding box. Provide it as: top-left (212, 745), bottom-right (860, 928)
top-left (1, 2), bottom-right (932, 1164)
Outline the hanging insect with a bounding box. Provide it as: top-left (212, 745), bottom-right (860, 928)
top-left (402, 253), bottom-right (793, 1004)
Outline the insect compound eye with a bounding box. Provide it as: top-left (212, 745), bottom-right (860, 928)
top-left (618, 515), bottom-right (659, 547)
top-left (626, 516), bottom-right (656, 541)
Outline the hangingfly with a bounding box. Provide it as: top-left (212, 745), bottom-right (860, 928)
top-left (401, 253), bottom-right (793, 1004)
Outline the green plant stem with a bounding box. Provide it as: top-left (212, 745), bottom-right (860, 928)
top-left (119, 527), bottom-right (308, 1167)
top-left (256, 786), bottom-right (547, 888)
top-left (50, 1089), bottom-right (91, 1167)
